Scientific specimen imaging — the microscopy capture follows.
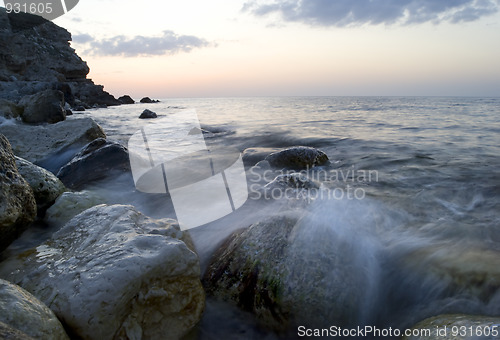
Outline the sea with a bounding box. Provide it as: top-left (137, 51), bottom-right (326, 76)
top-left (10, 96), bottom-right (500, 338)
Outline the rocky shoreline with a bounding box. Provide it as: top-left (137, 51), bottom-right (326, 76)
top-left (1, 9), bottom-right (499, 340)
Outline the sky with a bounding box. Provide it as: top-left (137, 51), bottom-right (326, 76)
top-left (46, 0), bottom-right (500, 98)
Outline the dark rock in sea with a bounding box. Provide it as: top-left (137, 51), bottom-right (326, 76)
top-left (139, 97), bottom-right (160, 103)
top-left (265, 146), bottom-right (329, 170)
top-left (65, 109), bottom-right (72, 116)
top-left (0, 9), bottom-right (120, 108)
top-left (57, 138), bottom-right (130, 189)
top-left (118, 95), bottom-right (135, 104)
top-left (242, 147), bottom-right (281, 167)
top-left (203, 211), bottom-right (374, 331)
top-left (72, 105), bottom-right (85, 112)
top-left (18, 89), bottom-right (66, 124)
top-left (0, 279), bottom-right (69, 339)
top-left (403, 314), bottom-right (500, 340)
top-left (15, 157), bottom-right (66, 213)
top-left (0, 134), bottom-right (36, 253)
top-left (139, 109), bottom-right (157, 119)
top-left (0, 117), bottom-right (106, 167)
top-left (0, 204), bottom-right (205, 339)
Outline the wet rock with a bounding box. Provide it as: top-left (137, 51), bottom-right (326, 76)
top-left (0, 117), bottom-right (105, 165)
top-left (18, 90), bottom-right (66, 124)
top-left (0, 279), bottom-right (69, 340)
top-left (15, 157), bottom-right (65, 212)
top-left (73, 105), bottom-right (85, 112)
top-left (242, 147), bottom-right (281, 167)
top-left (0, 321), bottom-right (35, 340)
top-left (0, 99), bottom-right (22, 119)
top-left (264, 173), bottom-right (320, 191)
top-left (44, 190), bottom-right (104, 227)
top-left (0, 204), bottom-right (205, 340)
top-left (139, 109), bottom-right (157, 119)
top-left (265, 146), bottom-right (329, 170)
top-left (203, 210), bottom-right (377, 331)
top-left (403, 314), bottom-right (500, 340)
top-left (65, 109), bottom-right (72, 116)
top-left (118, 95), bottom-right (135, 104)
top-left (0, 134), bottom-right (36, 252)
top-left (57, 138), bottom-right (130, 189)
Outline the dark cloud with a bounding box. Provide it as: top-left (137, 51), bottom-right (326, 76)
top-left (78, 31), bottom-right (211, 57)
top-left (243, 0), bottom-right (500, 26)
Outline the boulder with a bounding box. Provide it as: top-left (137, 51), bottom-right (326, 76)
top-left (242, 147), bottom-right (281, 167)
top-left (118, 95), bottom-right (135, 104)
top-left (0, 320), bottom-right (35, 339)
top-left (265, 146), bottom-right (329, 170)
top-left (57, 138), bottom-right (130, 189)
top-left (44, 190), bottom-right (105, 227)
top-left (403, 314), bottom-right (500, 340)
top-left (203, 209), bottom-right (379, 331)
top-left (0, 134), bottom-right (36, 252)
top-left (0, 117), bottom-right (106, 166)
top-left (0, 204), bottom-right (205, 340)
top-left (73, 105), bottom-right (85, 112)
top-left (0, 279), bottom-right (69, 340)
top-left (0, 99), bottom-right (22, 119)
top-left (139, 109), bottom-right (157, 119)
top-left (140, 97), bottom-right (153, 103)
top-left (18, 89), bottom-right (66, 124)
top-left (15, 157), bottom-right (65, 211)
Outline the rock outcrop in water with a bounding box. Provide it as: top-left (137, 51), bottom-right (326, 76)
top-left (0, 134), bottom-right (36, 252)
top-left (203, 210), bottom-right (378, 331)
top-left (0, 279), bottom-right (69, 340)
top-left (0, 204), bottom-right (205, 339)
top-left (265, 146), bottom-right (329, 170)
top-left (56, 138), bottom-right (130, 189)
top-left (0, 9), bottom-right (120, 108)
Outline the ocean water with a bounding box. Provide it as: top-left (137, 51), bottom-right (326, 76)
top-left (9, 96), bottom-right (500, 338)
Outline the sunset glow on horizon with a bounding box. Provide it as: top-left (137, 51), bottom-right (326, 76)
top-left (48, 0), bottom-right (500, 98)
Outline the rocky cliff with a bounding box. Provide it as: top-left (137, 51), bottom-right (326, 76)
top-left (0, 8), bottom-right (120, 108)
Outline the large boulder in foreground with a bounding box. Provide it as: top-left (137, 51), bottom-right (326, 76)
top-left (0, 279), bottom-right (69, 340)
top-left (203, 208), bottom-right (379, 331)
top-left (0, 134), bottom-right (36, 252)
top-left (265, 146), bottom-right (329, 170)
top-left (44, 190), bottom-right (104, 227)
top-left (57, 138), bottom-right (130, 189)
top-left (0, 320), bottom-right (35, 340)
top-left (18, 90), bottom-right (66, 124)
top-left (403, 314), bottom-right (500, 339)
top-left (0, 204), bottom-right (205, 339)
top-left (0, 117), bottom-right (105, 166)
top-left (15, 157), bottom-right (65, 211)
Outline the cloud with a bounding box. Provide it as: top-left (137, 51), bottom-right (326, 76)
top-left (242, 0), bottom-right (500, 26)
top-left (78, 31), bottom-right (211, 57)
top-left (72, 33), bottom-right (94, 44)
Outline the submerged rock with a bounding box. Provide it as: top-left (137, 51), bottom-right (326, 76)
top-left (0, 117), bottom-right (105, 165)
top-left (139, 109), bottom-right (157, 119)
top-left (203, 210), bottom-right (377, 331)
top-left (18, 90), bottom-right (66, 124)
top-left (139, 97), bottom-right (160, 103)
top-left (57, 138), bottom-right (130, 189)
top-left (265, 146), bottom-right (329, 170)
top-left (118, 95), bottom-right (135, 104)
top-left (0, 134), bottom-right (36, 252)
top-left (403, 314), bottom-right (500, 340)
top-left (15, 157), bottom-right (65, 212)
top-left (0, 204), bottom-right (205, 339)
top-left (44, 190), bottom-right (104, 227)
top-left (0, 279), bottom-right (69, 340)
